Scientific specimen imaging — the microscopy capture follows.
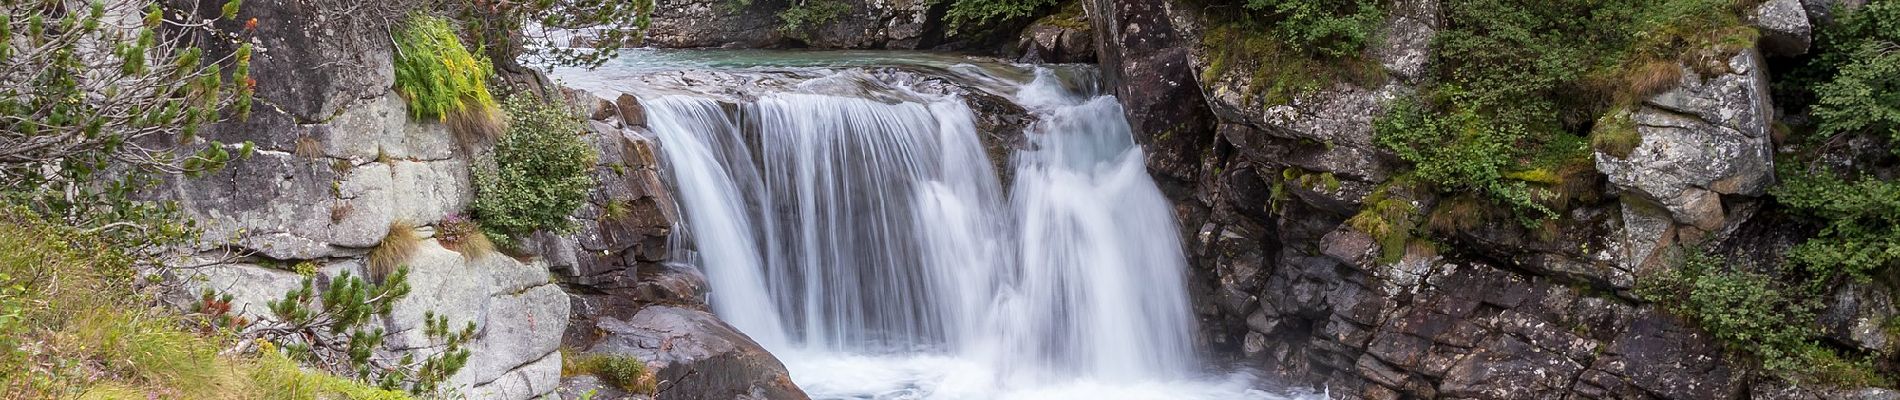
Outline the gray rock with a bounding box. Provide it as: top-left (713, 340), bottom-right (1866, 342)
top-left (1821, 282), bottom-right (1899, 354)
top-left (1597, 51), bottom-right (1776, 231)
top-left (644, 0), bottom-right (788, 48)
top-left (1752, 0), bottom-right (1814, 57)
top-left (585, 306), bottom-right (809, 400)
top-left (1802, 0), bottom-right (1869, 26)
top-left (617, 94), bottom-right (649, 129)
top-left (1017, 18), bottom-right (1095, 64)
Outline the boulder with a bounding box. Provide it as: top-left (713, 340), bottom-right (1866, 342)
top-left (583, 306), bottom-right (809, 400)
top-left (1751, 0), bottom-right (1814, 57)
top-left (1597, 50), bottom-right (1776, 231)
top-left (1016, 13), bottom-right (1095, 63)
top-left (644, 0), bottom-right (789, 48)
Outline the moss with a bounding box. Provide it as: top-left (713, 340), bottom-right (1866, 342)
top-left (1591, 108), bottom-right (1642, 158)
top-left (1037, 0), bottom-right (1089, 30)
top-left (1346, 183), bottom-right (1421, 265)
top-left (369, 221), bottom-right (420, 280)
top-left (393, 15), bottom-right (502, 145)
top-left (1200, 18), bottom-right (1384, 107)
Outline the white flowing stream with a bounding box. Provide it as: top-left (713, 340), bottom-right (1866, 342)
top-left (554, 50), bottom-right (1313, 400)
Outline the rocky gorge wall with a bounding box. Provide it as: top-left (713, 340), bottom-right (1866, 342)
top-left (1083, 0), bottom-right (1900, 398)
top-left (146, 1), bottom-right (812, 399)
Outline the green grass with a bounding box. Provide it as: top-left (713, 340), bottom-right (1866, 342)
top-left (562, 350), bottom-right (656, 394)
top-left (0, 209), bottom-right (406, 399)
top-left (394, 15), bottom-right (502, 145)
top-left (1200, 19), bottom-right (1384, 107)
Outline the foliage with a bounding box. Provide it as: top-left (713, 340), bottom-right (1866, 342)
top-left (1770, 2), bottom-right (1900, 290)
top-left (1373, 0), bottom-right (1752, 223)
top-left (393, 15), bottom-right (502, 144)
top-left (942, 0), bottom-right (1057, 35)
top-left (1808, 2), bottom-right (1900, 150)
top-left (1240, 0), bottom-right (1383, 58)
top-left (1637, 250), bottom-right (1887, 386)
top-left (449, 0), bottom-right (655, 69)
top-left (369, 222), bottom-right (422, 280)
top-left (1, 0), bottom-right (256, 260)
top-left (1198, 6), bottom-right (1384, 106)
top-left (778, 0), bottom-right (853, 39)
top-left (0, 209), bottom-right (405, 399)
top-left (562, 351), bottom-right (657, 394)
top-left (259, 266), bottom-right (476, 395)
top-left (472, 97), bottom-right (599, 244)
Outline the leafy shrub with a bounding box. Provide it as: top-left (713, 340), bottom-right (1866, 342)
top-left (394, 15), bottom-right (502, 145)
top-left (942, 0), bottom-right (1057, 35)
top-left (778, 0), bottom-right (853, 38)
top-left (472, 97), bottom-right (599, 244)
top-left (563, 351), bottom-right (657, 394)
top-left (1638, 250), bottom-right (1887, 385)
top-left (1771, 2), bottom-right (1900, 289)
top-left (1241, 0), bottom-right (1383, 58)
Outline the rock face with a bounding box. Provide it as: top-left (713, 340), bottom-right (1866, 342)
top-left (155, 2), bottom-right (567, 398)
top-left (642, 0), bottom-right (1012, 50)
top-left (1091, 0), bottom-right (1898, 398)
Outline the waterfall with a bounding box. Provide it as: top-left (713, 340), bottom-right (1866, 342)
top-left (569, 50), bottom-right (1293, 400)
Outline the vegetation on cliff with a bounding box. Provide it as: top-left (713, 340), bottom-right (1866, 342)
top-left (394, 15), bottom-right (503, 145)
top-left (1375, 0), bottom-right (1757, 224)
top-left (472, 97), bottom-right (599, 245)
top-left (1198, 0), bottom-right (1385, 106)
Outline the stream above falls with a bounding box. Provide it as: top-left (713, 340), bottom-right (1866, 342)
top-left (551, 49), bottom-right (1319, 400)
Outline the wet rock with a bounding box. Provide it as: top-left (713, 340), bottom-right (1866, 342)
top-left (584, 306), bottom-right (808, 400)
top-left (617, 94), bottom-right (648, 129)
top-left (1438, 335), bottom-right (1583, 398)
top-left (1081, 0), bottom-right (1219, 189)
top-left (1016, 15), bottom-right (1095, 63)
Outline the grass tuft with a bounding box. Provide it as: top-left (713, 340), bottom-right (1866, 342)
top-left (1591, 109), bottom-right (1643, 158)
top-left (393, 14), bottom-right (502, 146)
top-left (294, 136), bottom-right (323, 159)
top-left (562, 350), bottom-right (656, 395)
top-left (369, 221), bottom-right (421, 280)
top-left (436, 214), bottom-right (494, 260)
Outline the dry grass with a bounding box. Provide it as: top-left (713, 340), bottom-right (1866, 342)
top-left (330, 202), bottom-right (354, 223)
top-left (446, 105), bottom-right (504, 148)
top-left (437, 216), bottom-right (495, 260)
top-left (1426, 195), bottom-right (1497, 235)
top-left (1626, 59), bottom-right (1685, 101)
top-left (294, 136), bottom-right (324, 159)
top-left (330, 159), bottom-right (354, 175)
top-left (369, 221), bottom-right (421, 280)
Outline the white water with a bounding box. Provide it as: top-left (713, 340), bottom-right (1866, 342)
top-left (560, 50), bottom-right (1310, 400)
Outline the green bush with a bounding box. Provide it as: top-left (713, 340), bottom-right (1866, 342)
top-left (1241, 0), bottom-right (1383, 58)
top-left (1638, 251), bottom-right (1888, 386)
top-left (1771, 2), bottom-right (1900, 289)
top-left (778, 0), bottom-right (853, 38)
top-left (942, 0), bottom-right (1058, 35)
top-left (472, 97), bottom-right (599, 244)
top-left (394, 15), bottom-right (502, 144)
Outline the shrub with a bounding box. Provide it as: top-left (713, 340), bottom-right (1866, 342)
top-left (1241, 0), bottom-right (1384, 58)
top-left (942, 0), bottom-right (1057, 35)
top-left (1373, 0), bottom-right (1753, 223)
top-left (1199, 8), bottom-right (1385, 107)
top-left (472, 97), bottom-right (598, 245)
top-left (369, 222), bottom-right (421, 280)
top-left (394, 15), bottom-right (502, 145)
top-left (1638, 250), bottom-right (1889, 385)
top-left (778, 0), bottom-right (853, 38)
top-left (563, 351), bottom-right (657, 394)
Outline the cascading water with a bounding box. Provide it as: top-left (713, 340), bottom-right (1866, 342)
top-left (554, 50), bottom-right (1308, 400)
